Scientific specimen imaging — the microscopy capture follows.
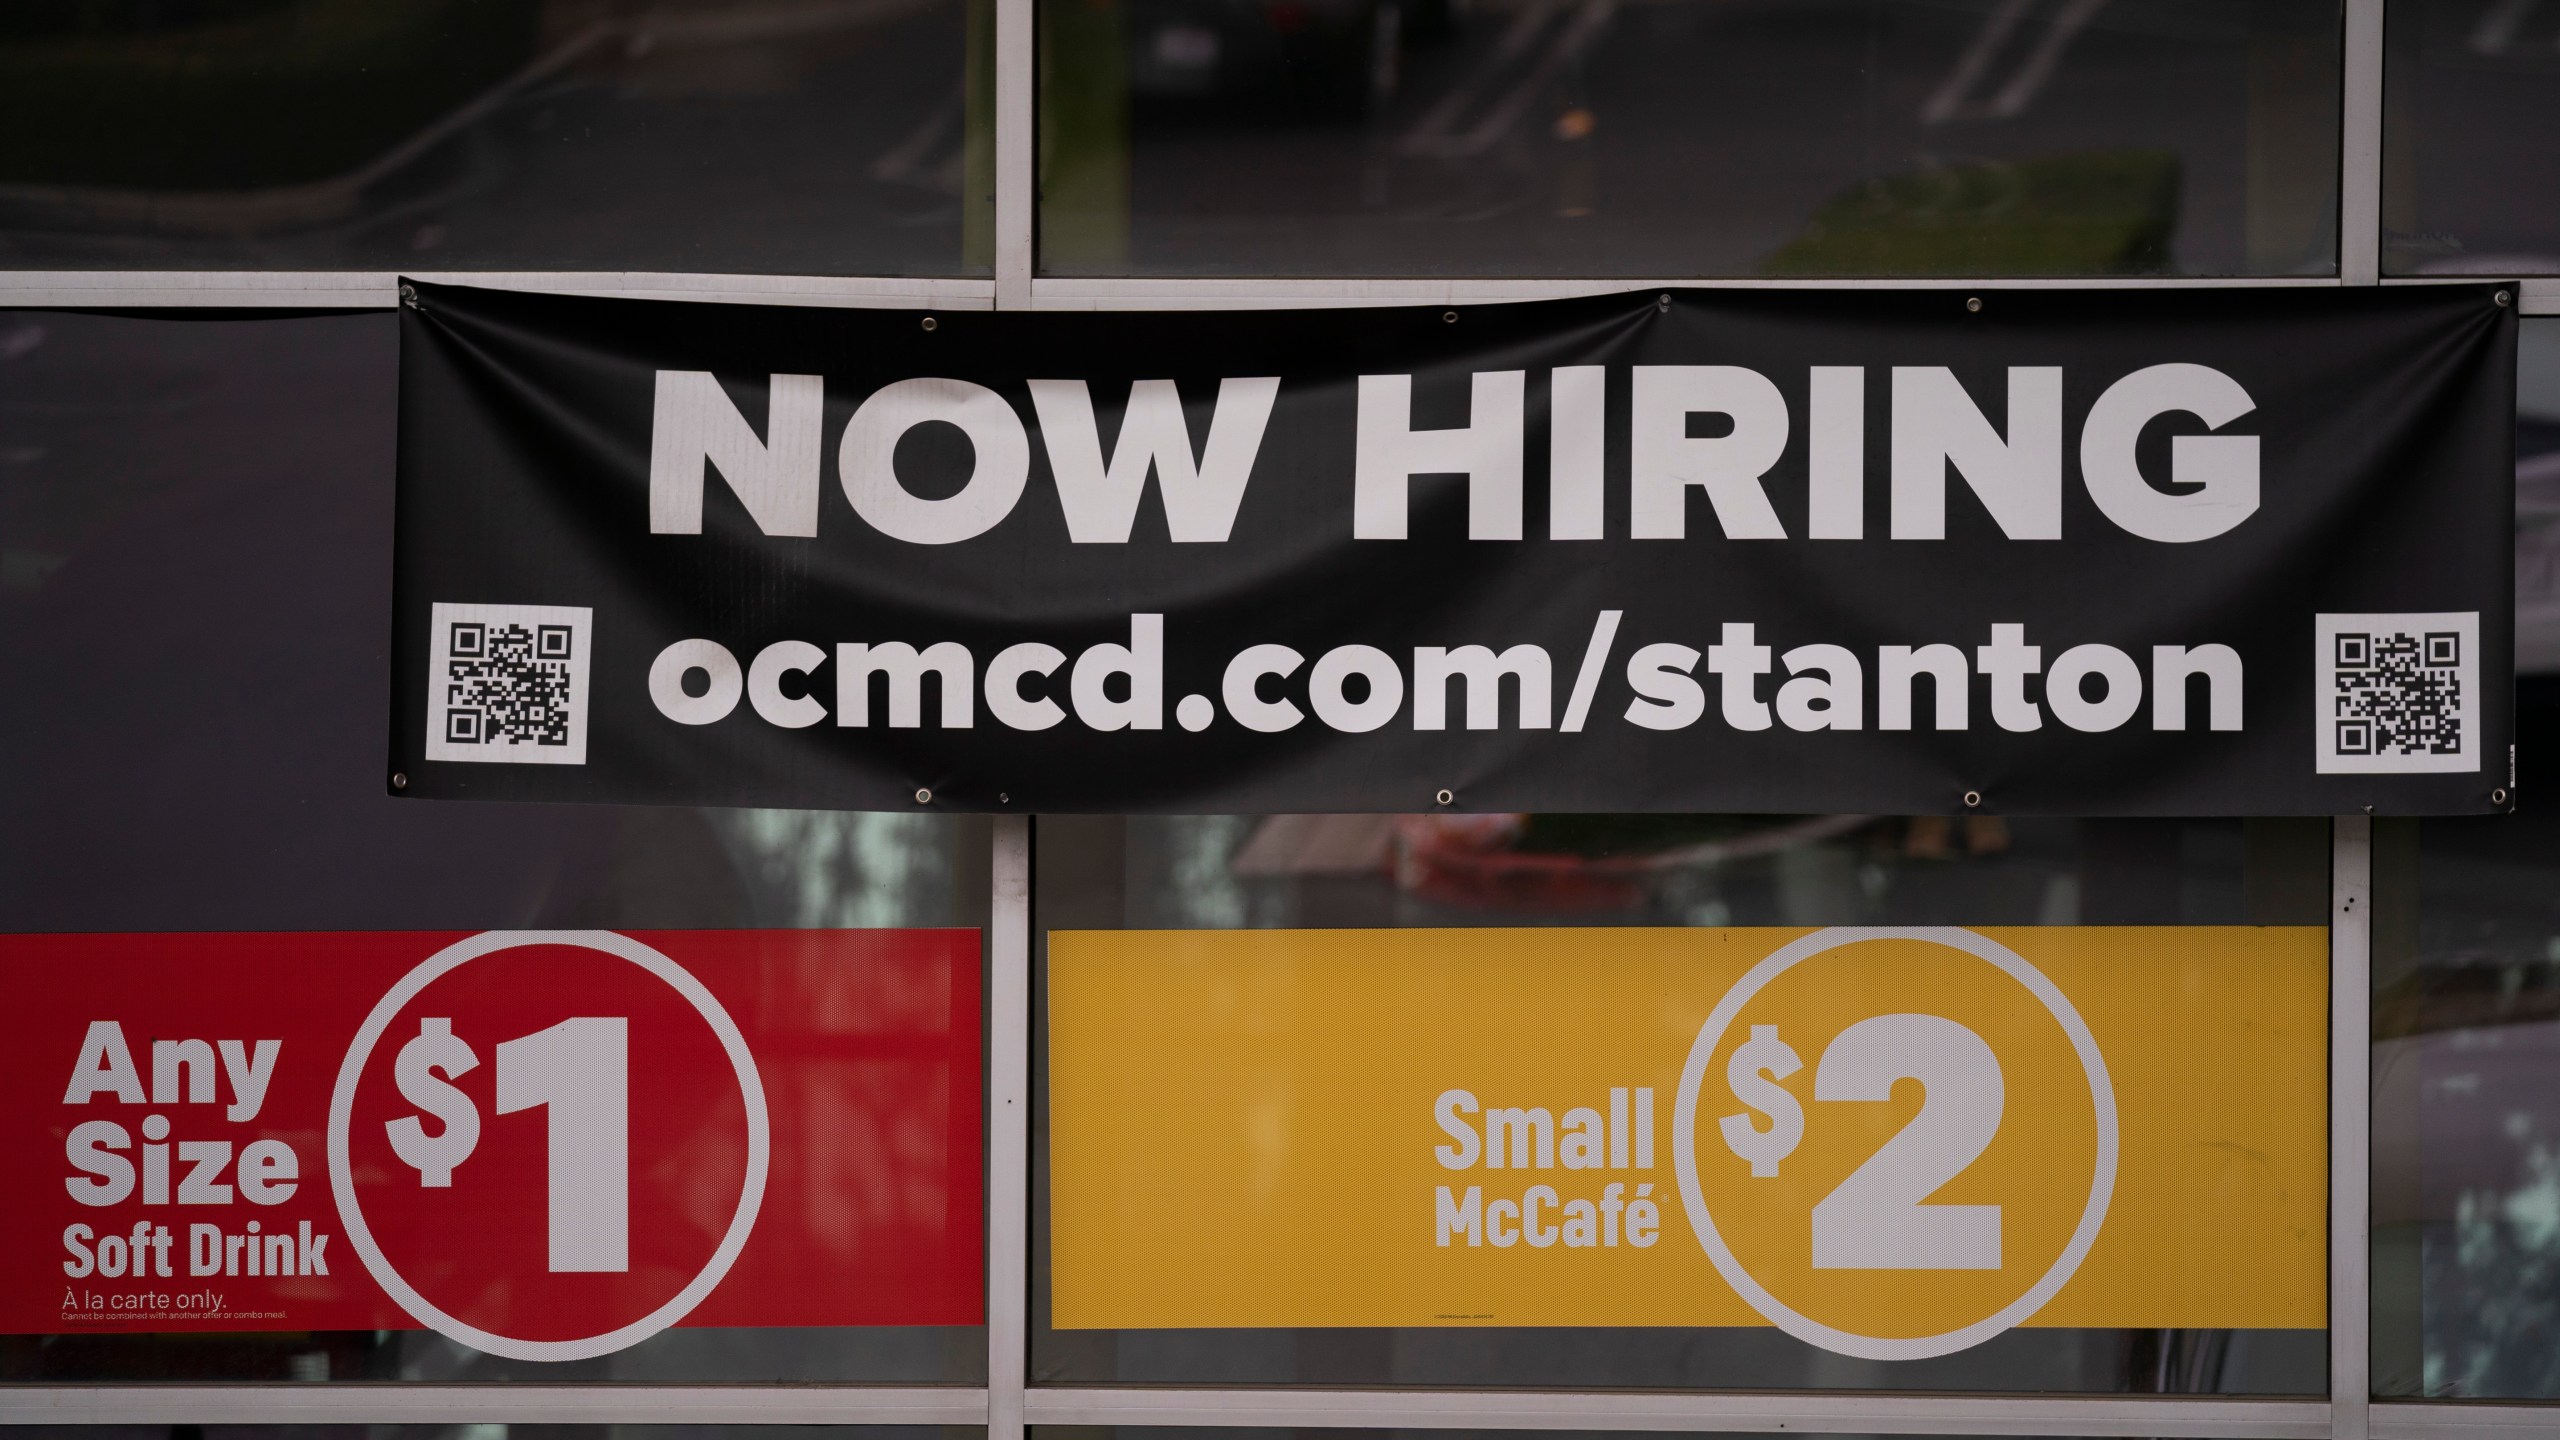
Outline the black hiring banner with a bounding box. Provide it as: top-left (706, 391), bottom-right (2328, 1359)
top-left (390, 280), bottom-right (2515, 815)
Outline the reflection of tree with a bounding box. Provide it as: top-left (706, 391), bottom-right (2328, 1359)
top-left (2432, 1124), bottom-right (2560, 1395)
top-left (716, 808), bottom-right (961, 929)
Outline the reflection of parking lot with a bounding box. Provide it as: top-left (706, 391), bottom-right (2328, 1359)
top-left (0, 0), bottom-right (980, 274)
top-left (1072, 0), bottom-right (2338, 277)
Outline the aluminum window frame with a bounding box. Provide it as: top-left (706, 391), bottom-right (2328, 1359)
top-left (4, 1), bottom-right (2554, 1434)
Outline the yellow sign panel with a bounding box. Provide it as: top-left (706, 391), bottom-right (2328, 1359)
top-left (1048, 926), bottom-right (2326, 1357)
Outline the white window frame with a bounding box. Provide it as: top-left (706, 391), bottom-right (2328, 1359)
top-left (5, 0), bottom-right (2554, 1433)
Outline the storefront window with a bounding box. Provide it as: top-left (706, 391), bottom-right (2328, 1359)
top-left (2373, 800), bottom-right (2560, 1400)
top-left (2370, 325), bottom-right (2560, 1401)
top-left (0, 0), bottom-right (995, 274)
top-left (1033, 813), bottom-right (2330, 1393)
top-left (2384, 0), bottom-right (2560, 275)
top-left (0, 311), bottom-right (988, 1382)
top-left (1038, 0), bottom-right (2341, 278)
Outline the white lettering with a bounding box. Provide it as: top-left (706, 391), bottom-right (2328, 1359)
top-left (747, 640), bottom-right (829, 729)
top-left (1413, 644), bottom-right (1551, 731)
top-left (1070, 614), bottom-right (1164, 732)
top-left (1030, 377), bottom-right (1279, 542)
top-left (837, 641), bottom-right (973, 728)
top-left (1706, 622), bottom-right (1773, 732)
top-left (65, 1021), bottom-right (144, 1106)
top-left (649, 371), bottom-right (823, 537)
top-left (1879, 644), bottom-right (1970, 731)
top-left (840, 377), bottom-right (1029, 544)
top-left (1622, 643), bottom-right (1704, 731)
top-left (2152, 643), bottom-right (2245, 730)
top-left (1222, 644), bottom-right (1305, 733)
top-left (1354, 372), bottom-right (1525, 540)
top-left (1808, 366), bottom-right (1865, 539)
top-left (1435, 1089), bottom-right (1480, 1169)
top-left (2080, 363), bottom-right (2259, 543)
top-left (1630, 365), bottom-right (1789, 539)
top-left (985, 643), bottom-right (1067, 731)
top-left (1891, 367), bottom-right (2063, 540)
top-left (1976, 623), bottom-right (2044, 732)
top-left (648, 639), bottom-right (744, 726)
top-left (1548, 366), bottom-right (1606, 539)
top-left (1309, 645), bottom-right (1404, 733)
top-left (2046, 643), bottom-right (2144, 732)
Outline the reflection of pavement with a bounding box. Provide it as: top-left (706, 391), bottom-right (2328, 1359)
top-left (0, 0), bottom-right (976, 274)
top-left (1100, 0), bottom-right (2315, 277)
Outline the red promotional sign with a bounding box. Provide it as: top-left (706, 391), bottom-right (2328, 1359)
top-left (0, 930), bottom-right (982, 1359)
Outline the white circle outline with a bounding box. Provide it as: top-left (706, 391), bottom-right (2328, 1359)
top-left (328, 929), bottom-right (771, 1362)
top-left (1671, 926), bottom-right (2119, 1361)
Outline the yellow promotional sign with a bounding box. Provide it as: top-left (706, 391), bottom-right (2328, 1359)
top-left (1048, 926), bottom-right (2326, 1359)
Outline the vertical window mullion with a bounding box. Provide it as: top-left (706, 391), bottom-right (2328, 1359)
top-left (2340, 0), bottom-right (2386, 283)
top-left (995, 0), bottom-right (1036, 308)
top-left (2334, 814), bottom-right (2375, 1439)
top-left (988, 814), bottom-right (1033, 1440)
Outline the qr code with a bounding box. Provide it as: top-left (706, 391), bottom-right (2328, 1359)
top-left (2315, 612), bottom-right (2478, 774)
top-left (423, 602), bottom-right (592, 766)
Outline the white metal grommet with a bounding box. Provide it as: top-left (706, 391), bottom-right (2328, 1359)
top-left (998, 792), bottom-right (1010, 805)
top-left (1435, 788), bottom-right (1455, 806)
top-left (920, 315), bottom-right (938, 331)
top-left (1962, 790), bottom-right (1982, 808)
top-left (914, 787), bottom-right (932, 805)
top-left (391, 772), bottom-right (409, 791)
top-left (2497, 290), bottom-right (2513, 307)
top-left (398, 283), bottom-right (418, 309)
top-left (1658, 293), bottom-right (1672, 310)
top-left (1965, 296), bottom-right (1983, 313)
top-left (2493, 787), bottom-right (2510, 805)
top-left (1443, 310), bottom-right (1459, 323)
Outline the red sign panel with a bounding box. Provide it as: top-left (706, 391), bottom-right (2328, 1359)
top-left (0, 930), bottom-right (982, 1359)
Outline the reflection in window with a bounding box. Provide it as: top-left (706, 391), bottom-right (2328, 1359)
top-left (0, 311), bottom-right (990, 1382)
top-left (0, 0), bottom-right (994, 274)
top-left (2386, 0), bottom-right (2560, 275)
top-left (1117, 813), bottom-right (2313, 931)
top-left (2375, 802), bottom-right (2560, 1399)
top-left (1041, 0), bottom-right (2341, 278)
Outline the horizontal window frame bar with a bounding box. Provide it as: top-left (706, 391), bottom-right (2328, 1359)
top-left (2372, 1404), bottom-right (2560, 1439)
top-left (1020, 1387), bottom-right (2331, 1438)
top-left (0, 272), bottom-right (996, 310)
top-left (2, 1387), bottom-right (2552, 1432)
top-left (0, 272), bottom-right (2541, 312)
top-left (0, 1384), bottom-right (989, 1425)
top-left (1028, 276), bottom-right (2351, 310)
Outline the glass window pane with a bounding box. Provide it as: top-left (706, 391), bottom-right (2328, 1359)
top-left (1040, 0), bottom-right (2341, 278)
top-left (2385, 0), bottom-right (2560, 275)
top-left (1033, 813), bottom-right (2330, 1393)
top-left (2372, 801), bottom-right (2560, 1399)
top-left (0, 1), bottom-right (993, 274)
top-left (2372, 329), bottom-right (2560, 1401)
top-left (0, 309), bottom-right (987, 1383)
top-left (2524, 320), bottom-right (2560, 671)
